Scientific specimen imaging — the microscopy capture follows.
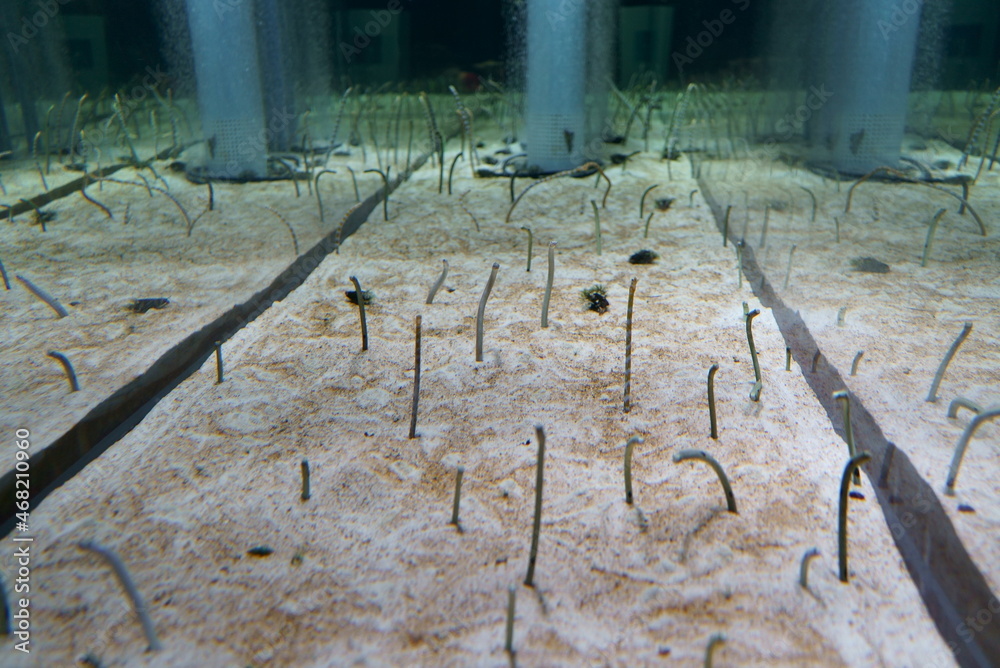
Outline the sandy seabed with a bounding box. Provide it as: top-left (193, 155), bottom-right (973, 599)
top-left (1, 137), bottom-right (997, 666)
top-left (0, 148), bottom-right (371, 468)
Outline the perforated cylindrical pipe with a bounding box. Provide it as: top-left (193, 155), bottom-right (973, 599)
top-left (809, 0), bottom-right (922, 175)
top-left (257, 0), bottom-right (297, 153)
top-left (186, 0), bottom-right (268, 179)
top-left (526, 0), bottom-right (587, 173)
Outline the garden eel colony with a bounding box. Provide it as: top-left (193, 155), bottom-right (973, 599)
top-left (0, 16), bottom-right (998, 668)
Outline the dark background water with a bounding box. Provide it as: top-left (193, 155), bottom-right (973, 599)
top-left (82, 1), bottom-right (764, 86)
top-left (53, 0), bottom-right (992, 90)
top-left (4, 0), bottom-right (999, 97)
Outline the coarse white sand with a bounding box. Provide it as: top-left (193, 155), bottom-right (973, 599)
top-left (0, 149), bottom-right (977, 667)
top-left (704, 144), bottom-right (1000, 599)
top-left (0, 150), bottom-right (375, 469)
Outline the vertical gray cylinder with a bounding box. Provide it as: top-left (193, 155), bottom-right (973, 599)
top-left (811, 0), bottom-right (922, 175)
top-left (186, 0), bottom-right (267, 179)
top-left (526, 0), bottom-right (586, 172)
top-left (257, 0), bottom-right (296, 153)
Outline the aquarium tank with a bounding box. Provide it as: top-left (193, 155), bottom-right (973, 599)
top-left (0, 0), bottom-right (997, 666)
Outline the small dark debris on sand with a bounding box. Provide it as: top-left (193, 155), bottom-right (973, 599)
top-left (629, 249), bottom-right (659, 265)
top-left (850, 257), bottom-right (890, 274)
top-left (345, 290), bottom-right (373, 305)
top-left (247, 546), bottom-right (274, 557)
top-left (127, 298), bottom-right (170, 314)
top-left (654, 197), bottom-right (675, 212)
